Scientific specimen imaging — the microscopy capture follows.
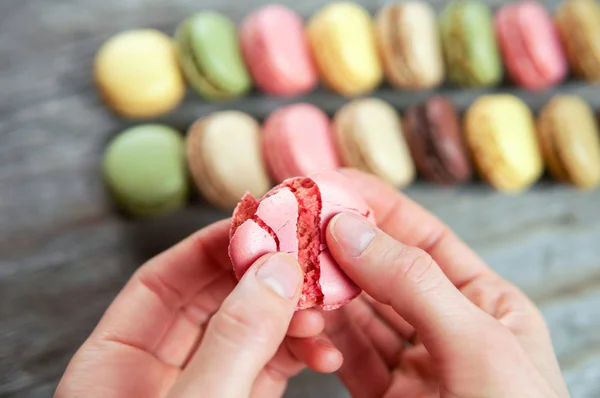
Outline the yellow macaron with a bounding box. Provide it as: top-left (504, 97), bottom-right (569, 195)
top-left (537, 95), bottom-right (600, 189)
top-left (308, 3), bottom-right (383, 96)
top-left (94, 29), bottom-right (186, 119)
top-left (465, 95), bottom-right (543, 192)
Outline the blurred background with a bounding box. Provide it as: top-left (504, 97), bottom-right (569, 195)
top-left (1, 0), bottom-right (600, 397)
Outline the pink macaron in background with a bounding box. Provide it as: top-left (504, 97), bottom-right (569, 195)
top-left (228, 170), bottom-right (374, 310)
top-left (239, 5), bottom-right (318, 96)
top-left (262, 103), bottom-right (340, 183)
top-left (495, 1), bottom-right (567, 91)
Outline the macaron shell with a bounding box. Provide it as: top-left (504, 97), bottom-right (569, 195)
top-left (186, 111), bottom-right (271, 208)
top-left (176, 12), bottom-right (251, 99)
top-left (308, 3), bottom-right (383, 95)
top-left (318, 250), bottom-right (362, 310)
top-left (465, 95), bottom-right (543, 192)
top-left (311, 170), bottom-right (374, 307)
top-left (334, 98), bottom-right (415, 187)
top-left (229, 219), bottom-right (278, 279)
top-left (262, 104), bottom-right (340, 182)
top-left (240, 5), bottom-right (317, 96)
top-left (375, 2), bottom-right (444, 89)
top-left (310, 170), bottom-right (375, 240)
top-left (255, 187), bottom-right (299, 256)
top-left (103, 125), bottom-right (188, 217)
top-left (537, 96), bottom-right (600, 189)
top-left (555, 0), bottom-right (600, 81)
top-left (94, 30), bottom-right (185, 118)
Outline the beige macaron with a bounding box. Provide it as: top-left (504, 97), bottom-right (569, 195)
top-left (464, 94), bottom-right (543, 192)
top-left (186, 111), bottom-right (271, 208)
top-left (94, 29), bottom-right (186, 119)
top-left (537, 95), bottom-right (600, 189)
top-left (375, 1), bottom-right (445, 89)
top-left (333, 98), bottom-right (415, 187)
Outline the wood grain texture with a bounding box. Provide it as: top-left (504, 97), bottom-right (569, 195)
top-left (1, 0), bottom-right (599, 397)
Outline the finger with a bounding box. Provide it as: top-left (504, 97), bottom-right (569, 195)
top-left (288, 310), bottom-right (325, 338)
top-left (91, 220), bottom-right (231, 354)
top-left (339, 169), bottom-right (492, 288)
top-left (327, 213), bottom-right (501, 360)
top-left (344, 297), bottom-right (405, 366)
top-left (287, 334), bottom-right (343, 373)
top-left (157, 273), bottom-right (236, 368)
top-left (384, 372), bottom-right (438, 398)
top-left (250, 334), bottom-right (343, 398)
top-left (168, 253), bottom-right (303, 398)
top-left (249, 343), bottom-right (305, 398)
top-left (325, 308), bottom-right (391, 398)
top-left (363, 294), bottom-right (415, 340)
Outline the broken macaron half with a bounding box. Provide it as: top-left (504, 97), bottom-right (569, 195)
top-left (228, 170), bottom-right (374, 310)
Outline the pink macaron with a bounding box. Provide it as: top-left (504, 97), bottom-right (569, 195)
top-left (262, 103), bottom-right (340, 183)
top-left (228, 170), bottom-right (374, 310)
top-left (239, 4), bottom-right (318, 96)
top-left (495, 1), bottom-right (567, 91)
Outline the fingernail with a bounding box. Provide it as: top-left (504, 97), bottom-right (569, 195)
top-left (256, 253), bottom-right (302, 300)
top-left (330, 213), bottom-right (377, 257)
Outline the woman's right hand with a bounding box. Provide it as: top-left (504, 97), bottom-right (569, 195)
top-left (323, 169), bottom-right (570, 398)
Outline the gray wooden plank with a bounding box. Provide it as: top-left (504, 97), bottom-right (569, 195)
top-left (1, 0), bottom-right (600, 397)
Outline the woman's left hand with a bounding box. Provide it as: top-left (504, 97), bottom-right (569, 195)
top-left (55, 220), bottom-right (342, 398)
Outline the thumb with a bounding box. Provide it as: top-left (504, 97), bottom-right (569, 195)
top-left (168, 252), bottom-right (303, 398)
top-left (326, 212), bottom-right (501, 358)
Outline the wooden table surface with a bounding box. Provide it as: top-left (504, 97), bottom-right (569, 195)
top-left (2, 0), bottom-right (600, 396)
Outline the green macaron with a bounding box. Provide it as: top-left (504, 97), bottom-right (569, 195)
top-left (440, 0), bottom-right (502, 87)
top-left (103, 124), bottom-right (188, 217)
top-left (175, 11), bottom-right (251, 100)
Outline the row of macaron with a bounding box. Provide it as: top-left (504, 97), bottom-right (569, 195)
top-left (103, 93), bottom-right (600, 218)
top-left (95, 0), bottom-right (600, 120)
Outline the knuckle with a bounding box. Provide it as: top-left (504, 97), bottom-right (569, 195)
top-left (387, 246), bottom-right (440, 292)
top-left (210, 300), bottom-right (277, 348)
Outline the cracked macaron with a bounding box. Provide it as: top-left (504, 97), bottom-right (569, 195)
top-left (404, 96), bottom-right (472, 184)
top-left (228, 170), bottom-right (374, 310)
top-left (175, 12), bottom-right (251, 100)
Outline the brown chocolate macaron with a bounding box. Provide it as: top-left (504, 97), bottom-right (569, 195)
top-left (403, 96), bottom-right (472, 184)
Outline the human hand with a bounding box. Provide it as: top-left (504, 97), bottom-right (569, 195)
top-left (322, 169), bottom-right (570, 398)
top-left (55, 221), bottom-right (342, 398)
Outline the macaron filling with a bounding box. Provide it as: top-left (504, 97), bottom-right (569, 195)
top-left (382, 7), bottom-right (415, 84)
top-left (180, 33), bottom-right (225, 95)
top-left (284, 178), bottom-right (323, 307)
top-left (409, 106), bottom-right (453, 182)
